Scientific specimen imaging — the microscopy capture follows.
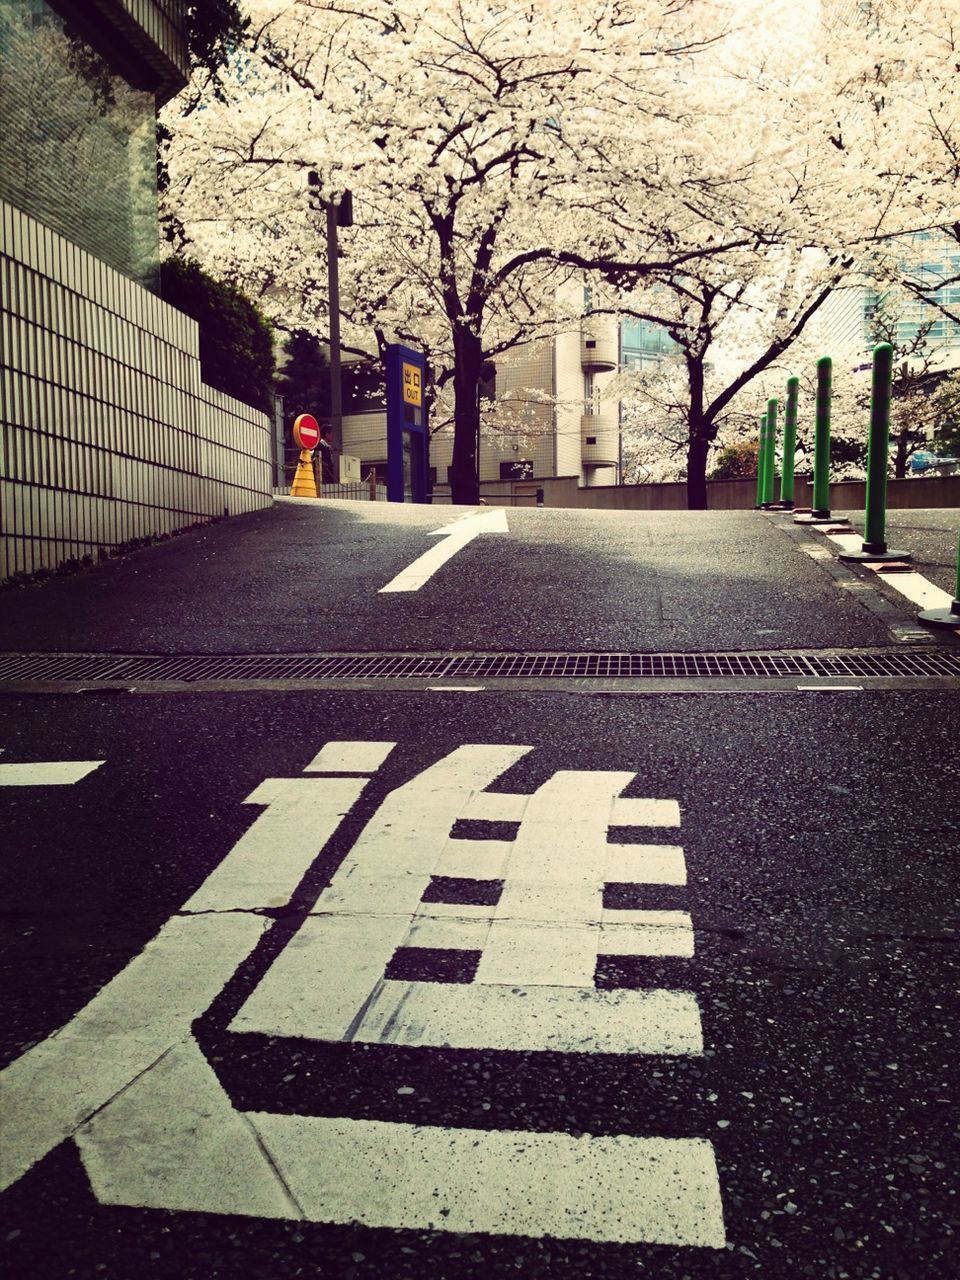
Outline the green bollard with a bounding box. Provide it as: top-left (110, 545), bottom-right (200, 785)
top-left (779, 377), bottom-right (799, 509)
top-left (761, 398), bottom-right (778, 507)
top-left (795, 356), bottom-right (848, 525)
top-left (755, 413), bottom-right (768, 509)
top-left (918, 529), bottom-right (960, 628)
top-left (839, 343), bottom-right (910, 562)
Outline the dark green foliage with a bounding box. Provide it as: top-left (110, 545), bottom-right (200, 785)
top-left (709, 440), bottom-right (760, 480)
top-left (276, 329), bottom-right (331, 426)
top-left (156, 257), bottom-right (274, 412)
top-left (184, 1), bottom-right (250, 98)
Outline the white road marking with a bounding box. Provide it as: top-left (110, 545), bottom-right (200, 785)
top-left (863, 566), bottom-right (954, 610)
top-left (0, 754), bottom-right (370, 1192)
top-left (183, 776), bottom-right (369, 912)
top-left (0, 913), bottom-right (269, 1192)
top-left (304, 741), bottom-right (396, 772)
top-left (379, 507), bottom-right (509, 592)
top-left (76, 1037), bottom-right (300, 1219)
top-left (0, 759), bottom-right (103, 785)
top-left (248, 1114), bottom-right (726, 1247)
top-left (350, 980), bottom-right (704, 1055)
top-left (233, 755), bottom-right (702, 1054)
top-left (814, 528), bottom-right (955, 612)
top-left (2, 741), bottom-right (725, 1248)
top-left (428, 685), bottom-right (486, 691)
top-left (796, 685), bottom-right (864, 692)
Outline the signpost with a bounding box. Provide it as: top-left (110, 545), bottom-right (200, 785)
top-left (293, 413), bottom-right (321, 451)
top-left (290, 413), bottom-right (320, 499)
top-left (386, 344), bottom-right (429, 503)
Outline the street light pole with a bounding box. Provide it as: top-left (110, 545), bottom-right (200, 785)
top-left (309, 174), bottom-right (353, 462)
top-left (325, 199), bottom-right (343, 459)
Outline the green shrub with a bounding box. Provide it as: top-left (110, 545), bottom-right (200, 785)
top-left (709, 440), bottom-right (760, 480)
top-left (155, 257), bottom-right (274, 413)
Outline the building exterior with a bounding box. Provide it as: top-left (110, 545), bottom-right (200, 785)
top-left (339, 285), bottom-right (624, 497)
top-left (0, 0), bottom-right (273, 580)
top-left (813, 234), bottom-right (960, 375)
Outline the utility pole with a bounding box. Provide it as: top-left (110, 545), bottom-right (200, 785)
top-left (309, 173), bottom-right (353, 458)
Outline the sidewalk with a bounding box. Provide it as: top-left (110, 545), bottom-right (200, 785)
top-left (0, 499), bottom-right (954, 657)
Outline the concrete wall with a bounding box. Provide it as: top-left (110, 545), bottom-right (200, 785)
top-left (1, 200), bottom-right (273, 580)
top-left (433, 473), bottom-right (960, 511)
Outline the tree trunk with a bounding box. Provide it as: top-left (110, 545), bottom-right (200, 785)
top-left (685, 358), bottom-right (710, 510)
top-left (449, 326), bottom-right (483, 505)
top-left (893, 428), bottom-right (908, 479)
top-left (686, 434), bottom-right (710, 510)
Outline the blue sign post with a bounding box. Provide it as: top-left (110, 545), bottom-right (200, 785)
top-left (385, 343), bottom-right (429, 503)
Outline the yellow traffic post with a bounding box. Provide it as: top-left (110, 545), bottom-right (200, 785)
top-left (290, 414), bottom-right (321, 499)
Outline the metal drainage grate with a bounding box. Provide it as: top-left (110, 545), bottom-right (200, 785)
top-left (0, 649), bottom-right (958, 683)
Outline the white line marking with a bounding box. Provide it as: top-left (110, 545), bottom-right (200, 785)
top-left (379, 507), bottom-right (509, 592)
top-left (0, 913), bottom-right (269, 1192)
top-left (428, 685), bottom-right (485, 691)
top-left (599, 923), bottom-right (696, 957)
top-left (183, 776), bottom-right (369, 913)
top-left (0, 760), bottom-right (103, 785)
top-left (304, 742), bottom-right (396, 773)
top-left (76, 1037), bottom-right (300, 1219)
top-left (248, 1114), bottom-right (726, 1246)
top-left (605, 844), bottom-right (687, 883)
top-left (0, 747), bottom-right (373, 1191)
top-left (352, 980), bottom-right (704, 1055)
top-left (864, 567), bottom-right (954, 610)
top-left (796, 684), bottom-right (864, 691)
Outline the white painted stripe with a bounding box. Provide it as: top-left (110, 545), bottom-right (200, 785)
top-left (249, 1114), bottom-right (726, 1246)
top-left (604, 843), bottom-right (687, 883)
top-left (434, 838), bottom-right (514, 878)
top-left (599, 923), bottom-right (696, 958)
top-left (823, 531), bottom-right (866, 553)
top-left (76, 1037), bottom-right (300, 1218)
top-left (601, 909), bottom-right (693, 929)
top-left (0, 913), bottom-right (269, 1192)
top-left (234, 747), bottom-right (533, 1038)
top-left (612, 797), bottom-right (681, 827)
top-left (404, 915), bottom-right (492, 951)
top-left (351, 981), bottom-right (704, 1055)
top-left (864, 567), bottom-right (954, 610)
top-left (483, 771), bottom-right (634, 981)
top-left (0, 760), bottom-right (103, 786)
top-left (475, 922), bottom-right (598, 986)
top-left (303, 742), bottom-right (396, 773)
top-left (460, 790), bottom-right (530, 822)
top-left (428, 685), bottom-right (485, 691)
top-left (184, 777), bottom-right (369, 913)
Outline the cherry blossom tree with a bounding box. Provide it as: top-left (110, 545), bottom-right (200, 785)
top-left (160, 0), bottom-right (825, 503)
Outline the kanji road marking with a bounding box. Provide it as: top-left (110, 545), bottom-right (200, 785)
top-left (0, 741), bottom-right (725, 1248)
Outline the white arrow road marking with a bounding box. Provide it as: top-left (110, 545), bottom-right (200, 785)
top-left (379, 507), bottom-right (509, 592)
top-left (0, 759), bottom-right (104, 785)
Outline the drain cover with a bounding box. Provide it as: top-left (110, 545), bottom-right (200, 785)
top-left (0, 649), bottom-right (958, 683)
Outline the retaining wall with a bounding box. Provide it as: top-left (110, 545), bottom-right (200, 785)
top-left (1, 200), bottom-right (273, 580)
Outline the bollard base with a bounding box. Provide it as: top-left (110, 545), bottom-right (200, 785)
top-left (795, 513), bottom-right (844, 525)
top-left (839, 543), bottom-right (911, 563)
top-left (917, 602), bottom-right (960, 630)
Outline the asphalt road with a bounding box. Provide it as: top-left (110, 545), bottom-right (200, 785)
top-left (1, 499), bottom-right (958, 1280)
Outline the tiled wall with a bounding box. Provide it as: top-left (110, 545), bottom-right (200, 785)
top-left (1, 200), bottom-right (273, 580)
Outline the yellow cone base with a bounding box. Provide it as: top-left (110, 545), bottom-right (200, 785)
top-left (291, 449), bottom-right (318, 498)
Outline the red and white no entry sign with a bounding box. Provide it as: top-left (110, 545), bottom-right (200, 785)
top-left (293, 413), bottom-right (321, 450)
